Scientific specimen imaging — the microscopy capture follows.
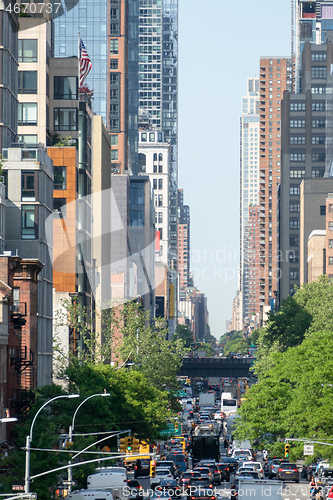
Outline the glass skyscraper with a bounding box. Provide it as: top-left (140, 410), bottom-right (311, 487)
top-left (54, 0), bottom-right (108, 122)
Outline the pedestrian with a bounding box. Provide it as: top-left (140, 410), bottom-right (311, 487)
top-left (301, 465), bottom-right (307, 479)
top-left (309, 477), bottom-right (317, 499)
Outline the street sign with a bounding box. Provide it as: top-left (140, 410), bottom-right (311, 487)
top-left (304, 444), bottom-right (314, 455)
top-left (12, 486), bottom-right (25, 491)
top-left (62, 480), bottom-right (77, 486)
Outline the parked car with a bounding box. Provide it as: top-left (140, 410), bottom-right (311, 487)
top-left (276, 463), bottom-right (299, 483)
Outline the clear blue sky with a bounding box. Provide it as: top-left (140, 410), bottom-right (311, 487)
top-left (178, 0), bottom-right (292, 340)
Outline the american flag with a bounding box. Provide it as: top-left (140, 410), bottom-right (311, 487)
top-left (79, 38), bottom-right (92, 87)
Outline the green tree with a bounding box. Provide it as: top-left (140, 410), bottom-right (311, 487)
top-left (0, 364), bottom-right (172, 499)
top-left (117, 302), bottom-right (188, 394)
top-left (174, 324), bottom-right (193, 348)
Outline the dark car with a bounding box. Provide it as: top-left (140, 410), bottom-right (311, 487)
top-left (188, 475), bottom-right (214, 490)
top-left (180, 472), bottom-right (201, 490)
top-left (203, 465), bottom-right (221, 485)
top-left (217, 457), bottom-right (239, 474)
top-left (193, 467), bottom-right (213, 483)
top-left (134, 458), bottom-right (151, 478)
top-left (276, 463), bottom-right (299, 483)
top-left (127, 479), bottom-right (143, 500)
top-left (157, 478), bottom-right (181, 498)
top-left (187, 476), bottom-right (215, 500)
top-left (268, 458), bottom-right (288, 479)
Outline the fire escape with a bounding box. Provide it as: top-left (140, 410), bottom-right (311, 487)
top-left (10, 301), bottom-right (35, 413)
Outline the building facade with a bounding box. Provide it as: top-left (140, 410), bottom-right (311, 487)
top-left (2, 146), bottom-right (53, 387)
top-left (257, 56), bottom-right (293, 318)
top-left (240, 77), bottom-right (260, 323)
top-left (0, 3), bottom-right (18, 151)
top-left (280, 39), bottom-right (333, 300)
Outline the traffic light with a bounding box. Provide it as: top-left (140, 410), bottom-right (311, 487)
top-left (119, 437), bottom-right (127, 453)
top-left (131, 438), bottom-right (140, 452)
top-left (285, 444), bottom-right (290, 458)
top-left (125, 437), bottom-right (132, 453)
top-left (150, 460), bottom-right (156, 477)
top-left (175, 421), bottom-right (179, 432)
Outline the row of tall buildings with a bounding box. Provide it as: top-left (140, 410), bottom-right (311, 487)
top-left (0, 0), bottom-right (209, 445)
top-left (232, 0), bottom-right (333, 333)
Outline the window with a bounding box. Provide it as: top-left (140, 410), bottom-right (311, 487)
top-left (153, 179), bottom-right (157, 190)
top-left (290, 102), bottom-right (305, 111)
top-left (158, 179), bottom-right (163, 190)
top-left (311, 52), bottom-right (326, 62)
top-left (290, 269), bottom-right (299, 280)
top-left (158, 212), bottom-right (163, 223)
top-left (22, 205), bottom-right (37, 239)
top-left (141, 133), bottom-right (147, 142)
top-left (110, 39), bottom-right (119, 54)
top-left (111, 150), bottom-right (118, 160)
top-left (53, 198), bottom-right (67, 218)
top-left (290, 185), bottom-right (300, 196)
top-left (312, 150), bottom-right (326, 162)
top-left (312, 135), bottom-right (326, 145)
top-left (329, 204), bottom-right (333, 213)
top-left (149, 133), bottom-right (155, 142)
top-left (290, 135), bottom-right (305, 145)
top-left (320, 205), bottom-right (326, 215)
top-left (158, 153), bottom-right (163, 161)
top-left (54, 108), bottom-right (77, 131)
top-left (153, 164), bottom-right (157, 173)
top-left (18, 39), bottom-right (37, 62)
top-left (329, 221), bottom-right (333, 231)
top-left (312, 169), bottom-right (325, 178)
top-left (18, 103), bottom-right (37, 126)
top-left (312, 101), bottom-right (326, 111)
top-left (290, 152), bottom-right (305, 162)
top-left (54, 166), bottom-right (66, 190)
top-left (22, 171), bottom-right (36, 200)
top-left (290, 219), bottom-right (300, 229)
top-left (111, 135), bottom-right (118, 146)
top-left (110, 59), bottom-right (118, 69)
top-left (289, 250), bottom-right (300, 263)
top-left (18, 71), bottom-right (37, 94)
top-left (158, 164), bottom-right (163, 173)
top-left (329, 257), bottom-right (333, 266)
top-left (54, 76), bottom-right (77, 99)
top-left (329, 239), bottom-right (333, 248)
top-left (290, 235), bottom-right (300, 246)
top-left (311, 66), bottom-right (327, 79)
top-left (158, 194), bottom-right (163, 206)
top-left (311, 85), bottom-right (327, 94)
top-left (312, 119), bottom-right (326, 128)
top-left (290, 119), bottom-right (305, 128)
top-left (290, 202), bottom-right (300, 212)
top-left (18, 134), bottom-right (37, 145)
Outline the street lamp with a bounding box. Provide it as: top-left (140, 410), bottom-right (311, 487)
top-left (67, 392), bottom-right (111, 492)
top-left (25, 394), bottom-right (79, 494)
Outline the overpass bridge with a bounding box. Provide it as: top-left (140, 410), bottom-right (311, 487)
top-left (178, 357), bottom-right (254, 378)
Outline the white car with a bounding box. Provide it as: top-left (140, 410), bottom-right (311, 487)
top-left (231, 448), bottom-right (253, 460)
top-left (242, 461), bottom-right (265, 479)
top-left (150, 468), bottom-right (174, 484)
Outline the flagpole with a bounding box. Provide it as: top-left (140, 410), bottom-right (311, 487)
top-left (78, 31), bottom-right (80, 91)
